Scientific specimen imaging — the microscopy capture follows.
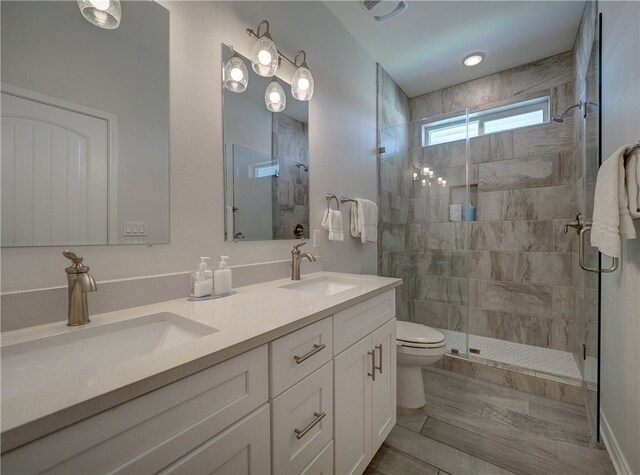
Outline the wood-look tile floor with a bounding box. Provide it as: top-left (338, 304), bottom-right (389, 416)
top-left (365, 367), bottom-right (616, 475)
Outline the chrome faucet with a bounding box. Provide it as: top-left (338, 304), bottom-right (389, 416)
top-left (291, 242), bottom-right (316, 280)
top-left (63, 250), bottom-right (97, 326)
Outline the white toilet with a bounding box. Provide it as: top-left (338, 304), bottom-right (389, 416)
top-left (396, 321), bottom-right (447, 409)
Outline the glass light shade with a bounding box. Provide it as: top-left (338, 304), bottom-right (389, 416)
top-left (224, 55), bottom-right (248, 93)
top-left (291, 64), bottom-right (314, 101)
top-left (265, 80), bottom-right (286, 112)
top-left (251, 35), bottom-right (279, 77)
top-left (77, 0), bottom-right (121, 29)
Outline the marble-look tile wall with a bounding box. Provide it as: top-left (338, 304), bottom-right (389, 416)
top-left (377, 64), bottom-right (413, 321)
top-left (407, 52), bottom-right (578, 352)
top-left (272, 113), bottom-right (309, 239)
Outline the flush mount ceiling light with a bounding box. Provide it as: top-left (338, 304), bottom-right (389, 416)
top-left (77, 0), bottom-right (121, 29)
top-left (463, 52), bottom-right (485, 67)
top-left (265, 79), bottom-right (286, 112)
top-left (223, 47), bottom-right (249, 93)
top-left (291, 51), bottom-right (314, 101)
top-left (249, 20), bottom-right (279, 77)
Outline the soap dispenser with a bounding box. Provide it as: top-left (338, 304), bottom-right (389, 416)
top-left (214, 256), bottom-right (232, 295)
top-left (190, 257), bottom-right (214, 298)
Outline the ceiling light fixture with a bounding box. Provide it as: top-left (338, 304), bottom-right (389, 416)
top-left (463, 52), bottom-right (485, 67)
top-left (77, 0), bottom-right (121, 29)
top-left (223, 47), bottom-right (249, 93)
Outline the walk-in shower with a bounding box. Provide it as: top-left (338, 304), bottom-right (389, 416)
top-left (377, 11), bottom-right (604, 439)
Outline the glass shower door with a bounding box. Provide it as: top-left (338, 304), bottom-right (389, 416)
top-left (582, 11), bottom-right (602, 442)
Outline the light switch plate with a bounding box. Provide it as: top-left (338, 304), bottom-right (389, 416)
top-left (313, 229), bottom-right (321, 247)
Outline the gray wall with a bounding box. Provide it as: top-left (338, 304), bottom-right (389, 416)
top-left (599, 2), bottom-right (640, 473)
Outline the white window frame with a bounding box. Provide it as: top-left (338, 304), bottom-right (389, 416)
top-left (422, 96), bottom-right (550, 147)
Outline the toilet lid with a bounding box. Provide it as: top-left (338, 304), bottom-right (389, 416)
top-left (397, 321), bottom-right (445, 346)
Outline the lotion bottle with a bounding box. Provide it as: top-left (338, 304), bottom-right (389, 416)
top-left (214, 255), bottom-right (232, 295)
top-left (190, 257), bottom-right (214, 298)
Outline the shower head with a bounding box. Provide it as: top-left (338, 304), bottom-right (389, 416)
top-left (552, 101), bottom-right (583, 123)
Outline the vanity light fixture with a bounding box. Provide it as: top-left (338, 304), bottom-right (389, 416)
top-left (246, 20), bottom-right (315, 106)
top-left (224, 47), bottom-right (249, 93)
top-left (249, 20), bottom-right (279, 77)
top-left (463, 52), bottom-right (485, 67)
top-left (77, 0), bottom-right (121, 29)
top-left (291, 51), bottom-right (314, 101)
top-left (265, 79), bottom-right (286, 112)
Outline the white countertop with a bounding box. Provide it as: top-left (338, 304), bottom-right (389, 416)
top-left (1, 271), bottom-right (401, 452)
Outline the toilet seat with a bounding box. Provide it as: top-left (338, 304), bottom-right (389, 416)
top-left (396, 321), bottom-right (446, 349)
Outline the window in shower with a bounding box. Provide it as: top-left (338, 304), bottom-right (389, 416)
top-left (423, 95), bottom-right (550, 146)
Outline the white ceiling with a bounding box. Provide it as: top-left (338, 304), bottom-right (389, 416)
top-left (325, 1), bottom-right (586, 98)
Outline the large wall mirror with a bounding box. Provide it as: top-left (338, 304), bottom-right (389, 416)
top-left (222, 44), bottom-right (309, 242)
top-left (1, 1), bottom-right (169, 246)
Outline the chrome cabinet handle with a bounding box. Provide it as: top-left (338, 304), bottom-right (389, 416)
top-left (375, 344), bottom-right (383, 374)
top-left (368, 350), bottom-right (376, 381)
top-left (293, 343), bottom-right (326, 364)
top-left (294, 411), bottom-right (326, 439)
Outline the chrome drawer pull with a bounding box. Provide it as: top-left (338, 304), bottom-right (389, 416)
top-left (375, 344), bottom-right (383, 374)
top-left (293, 343), bottom-right (326, 364)
top-left (368, 350), bottom-right (376, 381)
top-left (294, 411), bottom-right (326, 439)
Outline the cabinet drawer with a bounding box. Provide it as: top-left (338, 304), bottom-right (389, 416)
top-left (270, 317), bottom-right (333, 397)
top-left (2, 345), bottom-right (268, 474)
top-left (159, 404), bottom-right (270, 475)
top-left (272, 362), bottom-right (333, 475)
top-left (300, 441), bottom-right (333, 475)
top-left (333, 290), bottom-right (395, 355)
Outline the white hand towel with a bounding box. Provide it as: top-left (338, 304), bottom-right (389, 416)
top-left (321, 209), bottom-right (344, 241)
top-left (591, 145), bottom-right (637, 258)
top-left (350, 199), bottom-right (378, 243)
top-left (625, 149), bottom-right (640, 218)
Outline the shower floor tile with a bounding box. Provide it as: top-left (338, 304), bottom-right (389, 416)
top-left (438, 329), bottom-right (581, 380)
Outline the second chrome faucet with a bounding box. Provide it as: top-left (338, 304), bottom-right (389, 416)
top-left (291, 242), bottom-right (316, 280)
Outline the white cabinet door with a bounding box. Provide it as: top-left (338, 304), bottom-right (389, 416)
top-left (370, 319), bottom-right (397, 453)
top-left (159, 404), bottom-right (270, 475)
top-left (334, 335), bottom-right (373, 475)
top-left (272, 362), bottom-right (333, 475)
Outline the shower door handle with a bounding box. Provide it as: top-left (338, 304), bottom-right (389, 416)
top-left (564, 213), bottom-right (618, 273)
top-left (578, 225), bottom-right (619, 273)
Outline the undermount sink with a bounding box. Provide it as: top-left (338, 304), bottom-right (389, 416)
top-left (279, 275), bottom-right (365, 296)
top-left (1, 312), bottom-right (217, 399)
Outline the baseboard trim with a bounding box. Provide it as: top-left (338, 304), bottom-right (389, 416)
top-left (600, 410), bottom-right (633, 475)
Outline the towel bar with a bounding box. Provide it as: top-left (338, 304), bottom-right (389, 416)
top-left (326, 193), bottom-right (339, 211)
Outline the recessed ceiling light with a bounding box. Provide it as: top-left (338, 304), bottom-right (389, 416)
top-left (463, 52), bottom-right (485, 67)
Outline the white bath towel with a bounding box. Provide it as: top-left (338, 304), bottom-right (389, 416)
top-left (321, 208), bottom-right (344, 241)
top-left (350, 199), bottom-right (378, 243)
top-left (625, 149), bottom-right (640, 218)
top-left (591, 145), bottom-right (637, 258)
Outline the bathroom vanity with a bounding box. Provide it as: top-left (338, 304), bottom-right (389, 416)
top-left (1, 272), bottom-right (400, 474)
